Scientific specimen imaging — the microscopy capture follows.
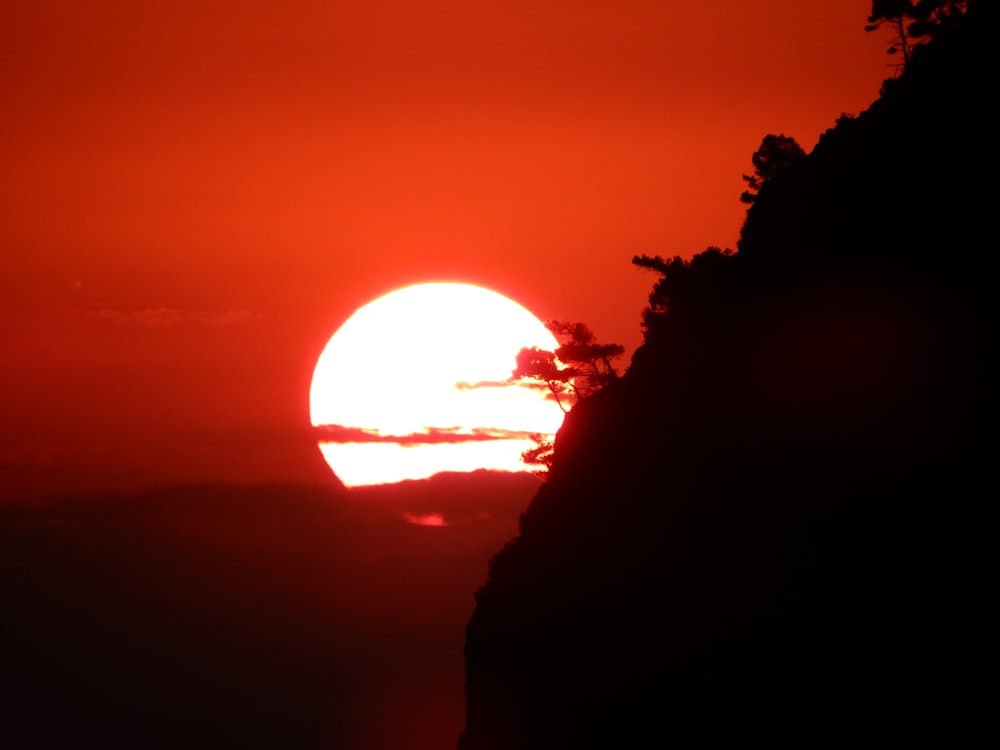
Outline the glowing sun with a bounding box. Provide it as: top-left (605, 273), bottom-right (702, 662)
top-left (310, 283), bottom-right (564, 486)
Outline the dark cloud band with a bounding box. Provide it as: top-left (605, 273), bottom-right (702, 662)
top-left (315, 425), bottom-right (539, 446)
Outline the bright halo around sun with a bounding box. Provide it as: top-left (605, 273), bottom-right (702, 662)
top-left (309, 283), bottom-right (565, 487)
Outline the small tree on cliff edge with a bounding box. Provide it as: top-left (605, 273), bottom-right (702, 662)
top-left (513, 320), bottom-right (624, 413)
top-left (512, 320), bottom-right (624, 473)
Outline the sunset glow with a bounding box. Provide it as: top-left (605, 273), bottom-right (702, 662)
top-left (310, 283), bottom-right (564, 486)
top-left (3, 1), bottom-right (961, 747)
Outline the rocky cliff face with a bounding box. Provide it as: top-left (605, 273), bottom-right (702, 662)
top-left (460, 5), bottom-right (993, 748)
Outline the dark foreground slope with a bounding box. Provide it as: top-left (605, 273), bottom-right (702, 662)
top-left (460, 5), bottom-right (994, 748)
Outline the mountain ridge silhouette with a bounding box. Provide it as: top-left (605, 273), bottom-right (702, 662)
top-left (460, 4), bottom-right (993, 747)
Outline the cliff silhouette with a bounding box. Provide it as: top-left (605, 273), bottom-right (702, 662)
top-left (460, 4), bottom-right (993, 748)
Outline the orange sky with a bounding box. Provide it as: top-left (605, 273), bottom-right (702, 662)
top-left (1, 1), bottom-right (890, 497)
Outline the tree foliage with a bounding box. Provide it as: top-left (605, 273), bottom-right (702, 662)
top-left (739, 134), bottom-right (806, 204)
top-left (512, 320), bottom-right (623, 476)
top-left (633, 247), bottom-right (736, 331)
top-left (519, 433), bottom-right (555, 475)
top-left (512, 320), bottom-right (624, 414)
top-left (865, 0), bottom-right (969, 69)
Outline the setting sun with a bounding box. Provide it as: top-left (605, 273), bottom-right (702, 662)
top-left (310, 283), bottom-right (564, 486)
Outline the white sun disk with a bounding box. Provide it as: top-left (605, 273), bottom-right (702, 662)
top-left (309, 283), bottom-right (564, 486)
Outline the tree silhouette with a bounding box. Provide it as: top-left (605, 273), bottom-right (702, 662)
top-left (520, 433), bottom-right (555, 476)
top-left (633, 247), bottom-right (735, 332)
top-left (512, 321), bottom-right (624, 413)
top-left (512, 321), bottom-right (623, 476)
top-left (513, 346), bottom-right (573, 413)
top-left (865, 0), bottom-right (968, 69)
top-left (739, 134), bottom-right (806, 204)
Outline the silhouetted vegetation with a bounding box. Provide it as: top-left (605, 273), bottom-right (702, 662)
top-left (738, 133), bottom-right (805, 204)
top-left (632, 247), bottom-right (735, 332)
top-left (461, 4), bottom-right (993, 748)
top-left (866, 0), bottom-right (969, 69)
top-left (511, 321), bottom-right (623, 476)
top-left (518, 433), bottom-right (555, 475)
top-left (512, 320), bottom-right (623, 413)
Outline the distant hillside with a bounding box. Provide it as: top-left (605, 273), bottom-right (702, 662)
top-left (1, 473), bottom-right (537, 749)
top-left (460, 3), bottom-right (994, 748)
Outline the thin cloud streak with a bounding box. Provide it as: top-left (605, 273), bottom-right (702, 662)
top-left (315, 425), bottom-right (539, 446)
top-left (453, 380), bottom-right (526, 391)
top-left (454, 380), bottom-right (555, 396)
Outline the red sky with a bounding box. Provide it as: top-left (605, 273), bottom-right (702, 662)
top-left (1, 1), bottom-right (890, 497)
